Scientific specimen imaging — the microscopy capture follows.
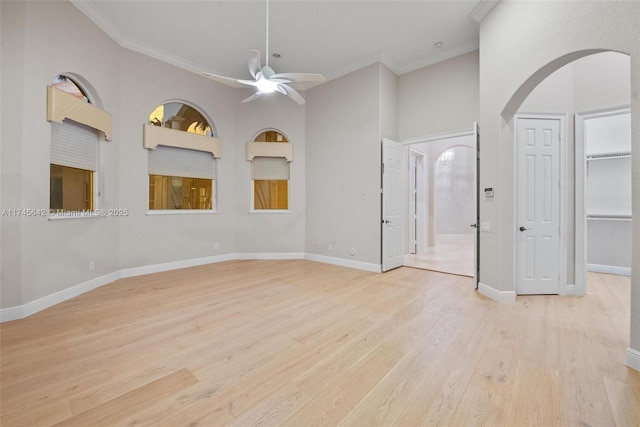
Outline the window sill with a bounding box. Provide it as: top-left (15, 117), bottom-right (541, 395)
top-left (146, 209), bottom-right (218, 216)
top-left (249, 210), bottom-right (291, 214)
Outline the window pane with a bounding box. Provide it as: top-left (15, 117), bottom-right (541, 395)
top-left (148, 103), bottom-right (213, 137)
top-left (149, 175), bottom-right (213, 210)
top-left (50, 164), bottom-right (93, 212)
top-left (254, 130), bottom-right (288, 143)
top-left (254, 180), bottom-right (288, 210)
top-left (53, 75), bottom-right (89, 103)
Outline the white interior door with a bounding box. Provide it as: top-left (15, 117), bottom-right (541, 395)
top-left (382, 138), bottom-right (404, 271)
top-left (516, 117), bottom-right (561, 295)
top-left (473, 122), bottom-right (480, 288)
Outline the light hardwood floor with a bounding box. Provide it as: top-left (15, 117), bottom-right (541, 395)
top-left (404, 234), bottom-right (475, 277)
top-left (1, 260), bottom-right (639, 426)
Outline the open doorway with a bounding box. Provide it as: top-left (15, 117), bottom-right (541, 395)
top-left (576, 107), bottom-right (632, 287)
top-left (404, 132), bottom-right (476, 277)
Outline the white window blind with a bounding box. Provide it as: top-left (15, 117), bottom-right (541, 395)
top-left (148, 146), bottom-right (215, 179)
top-left (51, 120), bottom-right (98, 171)
top-left (251, 157), bottom-right (290, 180)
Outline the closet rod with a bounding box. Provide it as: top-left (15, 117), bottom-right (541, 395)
top-left (587, 214), bottom-right (632, 221)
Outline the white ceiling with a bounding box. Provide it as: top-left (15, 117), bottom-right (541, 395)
top-left (71, 0), bottom-right (493, 83)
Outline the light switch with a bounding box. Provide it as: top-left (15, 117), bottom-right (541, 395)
top-left (480, 222), bottom-right (491, 232)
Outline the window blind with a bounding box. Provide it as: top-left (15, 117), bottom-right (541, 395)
top-left (251, 157), bottom-right (290, 180)
top-left (148, 146), bottom-right (215, 179)
top-left (51, 120), bottom-right (98, 171)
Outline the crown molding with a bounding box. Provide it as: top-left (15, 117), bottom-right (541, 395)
top-left (69, 0), bottom-right (125, 45)
top-left (397, 41), bottom-right (479, 76)
top-left (469, 0), bottom-right (500, 23)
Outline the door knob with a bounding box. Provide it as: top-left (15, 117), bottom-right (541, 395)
top-left (519, 226), bottom-right (530, 232)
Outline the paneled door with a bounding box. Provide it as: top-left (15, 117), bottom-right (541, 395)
top-left (382, 138), bottom-right (404, 272)
top-left (516, 117), bottom-right (561, 294)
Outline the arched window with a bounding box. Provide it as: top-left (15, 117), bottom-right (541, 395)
top-left (146, 102), bottom-right (220, 211)
top-left (148, 102), bottom-right (214, 136)
top-left (250, 130), bottom-right (290, 211)
top-left (53, 75), bottom-right (90, 103)
top-left (49, 74), bottom-right (100, 214)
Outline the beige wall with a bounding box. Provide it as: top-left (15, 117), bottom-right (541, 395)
top-left (1, 0), bottom-right (121, 307)
top-left (0, 0), bottom-right (308, 310)
top-left (305, 63), bottom-right (385, 266)
top-left (398, 51), bottom-right (479, 140)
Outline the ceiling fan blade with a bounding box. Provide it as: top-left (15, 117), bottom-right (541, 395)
top-left (241, 91), bottom-right (265, 103)
top-left (270, 72), bottom-right (325, 83)
top-left (279, 84), bottom-right (305, 105)
top-left (202, 72), bottom-right (249, 88)
top-left (248, 50), bottom-right (262, 79)
top-left (237, 79), bottom-right (259, 87)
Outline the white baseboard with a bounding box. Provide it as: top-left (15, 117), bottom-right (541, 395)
top-left (478, 281), bottom-right (516, 303)
top-left (587, 264), bottom-right (631, 276)
top-left (0, 271), bottom-right (120, 323)
top-left (0, 252), bottom-right (377, 322)
top-left (627, 347), bottom-right (640, 372)
top-left (561, 284), bottom-right (577, 296)
top-left (304, 253), bottom-right (381, 273)
top-left (234, 252), bottom-right (305, 261)
top-left (119, 254), bottom-right (236, 278)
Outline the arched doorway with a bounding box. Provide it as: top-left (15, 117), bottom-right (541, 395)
top-left (504, 51), bottom-right (631, 296)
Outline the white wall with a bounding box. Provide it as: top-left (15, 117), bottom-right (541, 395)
top-left (398, 51), bottom-right (479, 140)
top-left (479, 0), bottom-right (639, 360)
top-left (574, 52), bottom-right (632, 112)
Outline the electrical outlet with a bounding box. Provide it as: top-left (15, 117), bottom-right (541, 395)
top-left (89, 260), bottom-right (95, 271)
top-left (328, 243), bottom-right (333, 251)
top-left (349, 248), bottom-right (357, 256)
top-left (213, 242), bottom-right (219, 250)
top-left (314, 242), bottom-right (319, 249)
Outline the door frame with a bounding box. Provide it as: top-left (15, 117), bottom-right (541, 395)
top-left (574, 105), bottom-right (631, 295)
top-left (408, 149), bottom-right (426, 255)
top-left (401, 127), bottom-right (477, 280)
top-left (513, 113), bottom-right (568, 295)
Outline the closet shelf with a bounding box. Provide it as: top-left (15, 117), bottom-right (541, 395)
top-left (586, 151), bottom-right (631, 160)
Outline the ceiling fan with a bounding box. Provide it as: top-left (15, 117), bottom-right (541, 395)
top-left (202, 0), bottom-right (325, 105)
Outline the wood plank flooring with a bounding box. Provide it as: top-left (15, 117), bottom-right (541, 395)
top-left (404, 234), bottom-right (475, 277)
top-left (1, 260), bottom-right (638, 426)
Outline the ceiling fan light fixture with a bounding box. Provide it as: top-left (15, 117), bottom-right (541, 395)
top-left (255, 76), bottom-right (279, 93)
top-left (201, 0), bottom-right (325, 105)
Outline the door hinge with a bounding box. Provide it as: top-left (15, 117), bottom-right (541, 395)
top-left (382, 163), bottom-right (385, 174)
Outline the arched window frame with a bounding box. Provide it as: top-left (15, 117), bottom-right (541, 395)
top-left (144, 101), bottom-right (222, 213)
top-left (47, 74), bottom-right (111, 218)
top-left (247, 129), bottom-right (291, 212)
